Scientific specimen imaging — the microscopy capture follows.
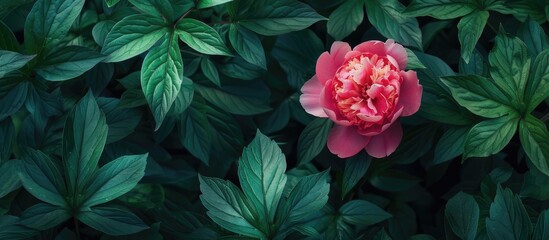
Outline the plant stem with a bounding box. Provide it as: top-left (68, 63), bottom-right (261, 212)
top-left (74, 218), bottom-right (81, 240)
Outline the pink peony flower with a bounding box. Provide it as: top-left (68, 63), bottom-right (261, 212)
top-left (300, 40), bottom-right (422, 158)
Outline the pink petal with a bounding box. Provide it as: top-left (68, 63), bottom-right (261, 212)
top-left (397, 70), bottom-right (422, 116)
top-left (354, 40), bottom-right (386, 57)
top-left (358, 107), bottom-right (403, 136)
top-left (344, 50), bottom-right (362, 62)
top-left (321, 80), bottom-right (351, 126)
top-left (327, 125), bottom-right (370, 158)
top-left (330, 41), bottom-right (352, 67)
top-left (354, 39), bottom-right (408, 69)
top-left (300, 75), bottom-right (328, 118)
top-left (365, 121), bottom-right (403, 158)
top-left (316, 52), bottom-right (337, 84)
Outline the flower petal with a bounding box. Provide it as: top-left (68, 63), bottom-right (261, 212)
top-left (330, 41), bottom-right (352, 67)
top-left (327, 125), bottom-right (370, 158)
top-left (300, 75), bottom-right (328, 117)
top-left (397, 70), bottom-right (422, 116)
top-left (354, 39), bottom-right (407, 69)
top-left (316, 52), bottom-right (337, 84)
top-left (321, 80), bottom-right (352, 126)
top-left (365, 121), bottom-right (403, 158)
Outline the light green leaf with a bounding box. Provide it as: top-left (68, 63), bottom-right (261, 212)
top-left (488, 33), bottom-right (531, 107)
top-left (238, 130), bottom-right (287, 223)
top-left (0, 82), bottom-right (28, 122)
top-left (36, 46), bottom-right (105, 81)
top-left (365, 0), bottom-right (423, 49)
top-left (404, 0), bottom-right (477, 19)
top-left (237, 0), bottom-right (326, 36)
top-left (24, 0), bottom-right (85, 53)
top-left (405, 48), bottom-right (426, 69)
top-left (199, 175), bottom-right (264, 238)
top-left (82, 154), bottom-right (148, 207)
top-left (63, 92), bottom-right (108, 195)
top-left (229, 24), bottom-right (266, 69)
top-left (179, 99), bottom-right (212, 165)
top-left (0, 160), bottom-right (21, 198)
top-left (169, 77), bottom-right (194, 115)
top-left (128, 0), bottom-right (174, 21)
top-left (327, 0), bottom-right (365, 40)
top-left (105, 0), bottom-right (120, 7)
top-left (525, 49), bottom-right (549, 112)
top-left (519, 114), bottom-right (549, 177)
top-left (342, 153), bottom-right (371, 197)
top-left (445, 192), bottom-right (479, 240)
top-left (102, 14), bottom-right (167, 63)
top-left (141, 31), bottom-right (183, 130)
top-left (340, 200), bottom-right (391, 227)
top-left (201, 57), bottom-right (220, 86)
top-left (458, 11), bottom-right (488, 63)
top-left (433, 126), bottom-right (468, 165)
top-left (463, 115), bottom-right (519, 160)
top-left (297, 118), bottom-right (332, 166)
top-left (197, 0), bottom-right (233, 9)
top-left (92, 20), bottom-right (115, 47)
top-left (77, 207), bottom-right (148, 236)
top-left (0, 50), bottom-right (34, 78)
top-left (441, 75), bottom-right (515, 118)
top-left (19, 203), bottom-right (70, 230)
top-left (532, 210), bottom-right (549, 240)
top-left (280, 170), bottom-right (330, 224)
top-left (176, 19), bottom-right (231, 56)
top-left (195, 84), bottom-right (271, 115)
top-left (486, 186), bottom-right (532, 240)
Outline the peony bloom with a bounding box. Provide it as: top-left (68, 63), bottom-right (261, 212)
top-left (300, 40), bottom-right (422, 158)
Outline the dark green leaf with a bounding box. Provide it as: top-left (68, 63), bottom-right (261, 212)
top-left (201, 57), bottom-right (221, 86)
top-left (340, 200), bottom-right (391, 227)
top-left (297, 118), bottom-right (332, 166)
top-left (176, 19), bottom-right (231, 56)
top-left (97, 98), bottom-right (142, 143)
top-left (105, 0), bottom-right (120, 7)
top-left (327, 0), bottom-right (364, 40)
top-left (128, 0), bottom-right (173, 21)
top-left (405, 49), bottom-right (426, 69)
top-left (464, 115), bottom-right (518, 160)
top-left (0, 160), bottom-right (21, 198)
top-left (196, 84), bottom-right (271, 115)
top-left (19, 203), bottom-right (70, 230)
top-left (117, 184), bottom-right (165, 210)
top-left (404, 0), bottom-right (477, 19)
top-left (517, 20), bottom-right (549, 58)
top-left (519, 114), bottom-right (549, 177)
top-left (77, 206), bottom-right (148, 236)
top-left (179, 100), bottom-right (212, 165)
top-left (0, 82), bottom-right (28, 122)
top-left (102, 14), bottom-right (167, 62)
top-left (220, 56), bottom-right (264, 80)
top-left (532, 210), bottom-right (549, 240)
top-left (229, 24), bottom-right (266, 69)
top-left (373, 228), bottom-right (392, 240)
top-left (0, 21), bottom-right (19, 51)
top-left (433, 126), bottom-right (468, 165)
top-left (445, 192), bottom-right (479, 240)
top-left (36, 46), bottom-right (105, 81)
top-left (169, 77), bottom-right (194, 115)
top-left (280, 170), bottom-right (330, 224)
top-left (342, 153), bottom-right (371, 197)
top-left (141, 31), bottom-right (183, 130)
top-left (521, 165), bottom-right (549, 200)
top-left (197, 0), bottom-right (233, 9)
top-left (486, 186), bottom-right (532, 240)
top-left (258, 100), bottom-right (290, 134)
top-left (83, 154), bottom-right (148, 207)
top-left (524, 49), bottom-right (549, 112)
top-left (92, 20), bottom-right (115, 47)
top-left (0, 118), bottom-right (15, 161)
top-left (457, 11), bottom-right (488, 63)
top-left (0, 50), bottom-right (34, 78)
top-left (0, 215), bottom-right (37, 240)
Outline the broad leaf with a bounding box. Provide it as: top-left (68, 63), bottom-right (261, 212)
top-left (441, 75), bottom-right (515, 118)
top-left (105, 0), bottom-right (120, 7)
top-left (0, 116), bottom-right (15, 162)
top-left (77, 207), bottom-right (148, 236)
top-left (0, 160), bottom-right (21, 198)
top-left (179, 100), bottom-right (212, 165)
top-left (280, 170), bottom-right (330, 224)
top-left (238, 130), bottom-right (287, 223)
top-left (201, 57), bottom-right (220, 86)
top-left (128, 0), bottom-right (174, 21)
top-left (327, 0), bottom-right (365, 40)
top-left (342, 153), bottom-right (371, 197)
top-left (0, 51), bottom-right (34, 78)
top-left (445, 192), bottom-right (479, 240)
top-left (524, 49), bottom-right (549, 112)
top-left (458, 11), bottom-right (488, 63)
top-left (141, 31), bottom-right (183, 130)
top-left (102, 14), bottom-right (167, 62)
top-left (340, 200), bottom-right (391, 227)
top-left (199, 175), bottom-right (264, 238)
top-left (519, 114), bottom-right (549, 177)
top-left (195, 84), bottom-right (271, 115)
top-left (297, 118), bottom-right (332, 166)
top-left (36, 46), bottom-right (105, 81)
top-left (533, 210), bottom-right (549, 240)
top-left (433, 126), bottom-right (468, 165)
top-left (0, 82), bottom-right (28, 121)
top-left (176, 19), bottom-right (231, 56)
top-left (517, 20), bottom-right (549, 58)
top-left (463, 115), bottom-right (518, 160)
top-left (197, 0), bottom-right (233, 9)
top-left (18, 203), bottom-right (70, 230)
top-left (97, 98), bottom-right (142, 143)
top-left (229, 24), bottom-right (266, 69)
top-left (0, 21), bottom-right (19, 51)
top-left (486, 186), bottom-right (532, 240)
top-left (63, 92), bottom-right (108, 194)
top-left (404, 0), bottom-right (477, 19)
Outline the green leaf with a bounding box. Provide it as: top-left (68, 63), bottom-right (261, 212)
top-left (458, 11), bottom-right (488, 63)
top-left (524, 49), bottom-right (549, 112)
top-left (236, 0), bottom-right (326, 36)
top-left (517, 20), bottom-right (549, 58)
top-left (519, 114), bottom-right (549, 177)
top-left (24, 0), bottom-right (85, 54)
top-left (128, 0), bottom-right (174, 21)
top-left (297, 118), bottom-right (332, 166)
top-left (229, 24), bottom-right (266, 69)
top-left (117, 184), bottom-right (165, 210)
top-left (36, 46), bottom-right (105, 81)
top-left (404, 0), bottom-right (477, 19)
top-left (18, 203), bottom-right (70, 230)
top-left (327, 0), bottom-right (364, 40)
top-left (433, 126), bottom-right (468, 165)
top-left (486, 186), bottom-right (532, 240)
top-left (488, 33), bottom-right (531, 107)
top-left (179, 99), bottom-right (212, 165)
top-left (238, 130), bottom-right (287, 223)
top-left (197, 0), bottom-right (233, 9)
top-left (445, 192), bottom-right (479, 240)
top-left (521, 165), bottom-right (549, 200)
top-left (280, 170), bottom-right (330, 224)
top-left (141, 31), bottom-right (183, 130)
top-left (0, 118), bottom-right (15, 162)
top-left (63, 92), bottom-right (108, 195)
top-left (342, 153), bottom-right (371, 197)
top-left (441, 75), bottom-right (515, 118)
top-left (374, 228), bottom-right (392, 240)
top-left (195, 84), bottom-right (271, 115)
top-left (532, 210), bottom-right (549, 240)
top-left (82, 154), bottom-right (148, 208)
top-left (0, 21), bottom-right (20, 51)
top-left (340, 200), bottom-right (391, 227)
top-left (169, 77), bottom-right (194, 115)
top-left (0, 82), bottom-right (28, 122)
top-left (0, 51), bottom-right (34, 78)
top-left (405, 49), bottom-right (426, 69)
top-left (105, 0), bottom-right (120, 7)
top-left (220, 56), bottom-right (264, 80)
top-left (97, 98), bottom-right (142, 143)
top-left (463, 115), bottom-right (518, 160)
top-left (92, 20), bottom-right (115, 47)
top-left (19, 148), bottom-right (67, 207)
top-left (201, 57), bottom-right (221, 86)
top-left (77, 207), bottom-right (148, 236)
top-left (0, 160), bottom-right (21, 198)
top-left (365, 0), bottom-right (423, 49)
top-left (199, 175), bottom-right (264, 238)
top-left (101, 14), bottom-right (167, 63)
top-left (176, 19), bottom-right (231, 56)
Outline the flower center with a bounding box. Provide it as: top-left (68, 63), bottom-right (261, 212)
top-left (332, 53), bottom-right (401, 130)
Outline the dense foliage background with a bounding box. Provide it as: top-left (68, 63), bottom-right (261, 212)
top-left (1, 0), bottom-right (549, 239)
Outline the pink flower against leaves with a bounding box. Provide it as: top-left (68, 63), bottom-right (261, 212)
top-left (300, 40), bottom-right (423, 158)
